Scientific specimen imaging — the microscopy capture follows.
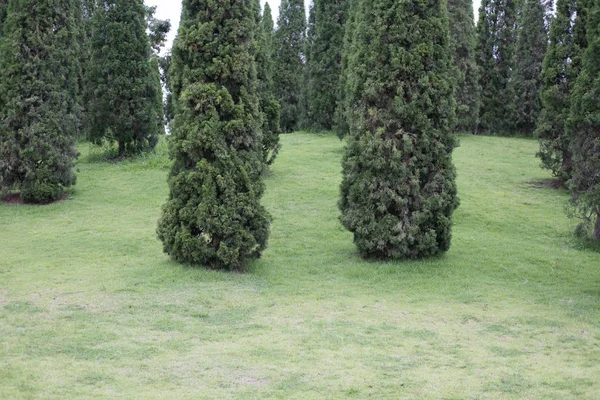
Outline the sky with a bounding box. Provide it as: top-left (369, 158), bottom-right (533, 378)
top-left (144, 0), bottom-right (481, 55)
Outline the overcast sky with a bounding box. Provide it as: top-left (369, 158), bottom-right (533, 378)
top-left (144, 0), bottom-right (481, 55)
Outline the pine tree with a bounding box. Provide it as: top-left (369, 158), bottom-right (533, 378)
top-left (339, 0), bottom-right (459, 259)
top-left (535, 0), bottom-right (585, 181)
top-left (84, 0), bottom-right (161, 157)
top-left (273, 0), bottom-right (306, 132)
top-left (157, 0), bottom-right (271, 270)
top-left (0, 0), bottom-right (80, 203)
top-left (510, 0), bottom-right (548, 135)
top-left (476, 0), bottom-right (518, 134)
top-left (448, 0), bottom-right (479, 133)
top-left (254, 0), bottom-right (281, 165)
top-left (567, 0), bottom-right (600, 240)
top-left (304, 0), bottom-right (349, 131)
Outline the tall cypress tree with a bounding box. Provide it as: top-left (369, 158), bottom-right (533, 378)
top-left (157, 0), bottom-right (270, 270)
top-left (510, 0), bottom-right (548, 135)
top-left (273, 0), bottom-right (306, 132)
top-left (0, 0), bottom-right (80, 203)
top-left (567, 0), bottom-right (600, 240)
top-left (305, 0), bottom-right (348, 131)
top-left (84, 0), bottom-right (161, 157)
top-left (448, 0), bottom-right (479, 133)
top-left (536, 0), bottom-right (585, 181)
top-left (339, 0), bottom-right (459, 259)
top-left (254, 0), bottom-right (281, 165)
top-left (476, 0), bottom-right (518, 134)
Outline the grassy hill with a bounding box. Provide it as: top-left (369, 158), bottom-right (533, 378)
top-left (1, 133), bottom-right (598, 398)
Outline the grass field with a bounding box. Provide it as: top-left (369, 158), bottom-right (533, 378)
top-left (1, 132), bottom-right (599, 399)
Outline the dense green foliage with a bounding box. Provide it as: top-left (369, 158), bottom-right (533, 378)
top-left (476, 0), bottom-right (518, 134)
top-left (0, 0), bottom-right (7, 36)
top-left (510, 0), bottom-right (548, 135)
top-left (304, 0), bottom-right (348, 131)
top-left (567, 0), bottom-right (600, 240)
top-left (0, 0), bottom-right (80, 203)
top-left (157, 0), bottom-right (270, 270)
top-left (536, 0), bottom-right (585, 180)
top-left (339, 0), bottom-right (459, 259)
top-left (255, 0), bottom-right (281, 165)
top-left (273, 0), bottom-right (306, 132)
top-left (448, 0), bottom-right (479, 133)
top-left (84, 0), bottom-right (161, 157)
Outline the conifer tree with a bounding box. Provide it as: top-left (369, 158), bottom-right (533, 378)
top-left (273, 0), bottom-right (306, 132)
top-left (339, 0), bottom-right (459, 259)
top-left (0, 0), bottom-right (80, 203)
top-left (535, 0), bottom-right (584, 180)
top-left (510, 0), bottom-right (548, 135)
top-left (305, 0), bottom-right (348, 131)
top-left (157, 0), bottom-right (271, 270)
top-left (448, 0), bottom-right (479, 133)
top-left (254, 0), bottom-right (281, 165)
top-left (566, 0), bottom-right (600, 240)
top-left (476, 0), bottom-right (518, 134)
top-left (84, 0), bottom-right (161, 157)
top-left (0, 0), bottom-right (7, 36)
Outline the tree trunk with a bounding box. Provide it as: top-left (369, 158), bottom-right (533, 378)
top-left (594, 209), bottom-right (600, 241)
top-left (118, 140), bottom-right (125, 157)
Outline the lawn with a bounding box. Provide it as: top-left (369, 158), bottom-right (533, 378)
top-left (1, 132), bottom-right (599, 399)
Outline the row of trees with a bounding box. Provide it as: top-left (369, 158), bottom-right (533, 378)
top-left (0, 0), bottom-right (169, 203)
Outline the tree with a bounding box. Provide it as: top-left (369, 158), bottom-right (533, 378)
top-left (476, 0), bottom-right (518, 134)
top-left (84, 0), bottom-right (161, 157)
top-left (273, 0), bottom-right (306, 132)
top-left (0, 0), bottom-right (80, 203)
top-left (304, 0), bottom-right (349, 131)
top-left (339, 0), bottom-right (459, 259)
top-left (0, 0), bottom-right (8, 36)
top-left (448, 0), bottom-right (479, 133)
top-left (157, 0), bottom-right (271, 270)
top-left (536, 0), bottom-right (586, 181)
top-left (566, 0), bottom-right (600, 240)
top-left (254, 0), bottom-right (281, 165)
top-left (510, 0), bottom-right (548, 135)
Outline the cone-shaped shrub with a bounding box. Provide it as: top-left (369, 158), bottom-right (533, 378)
top-left (567, 0), bottom-right (600, 240)
top-left (448, 0), bottom-right (479, 133)
top-left (84, 0), bottom-right (161, 157)
top-left (339, 0), bottom-right (459, 259)
top-left (157, 0), bottom-right (271, 270)
top-left (0, 0), bottom-right (80, 203)
top-left (536, 0), bottom-right (587, 181)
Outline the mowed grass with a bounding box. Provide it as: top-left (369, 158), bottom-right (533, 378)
top-left (1, 133), bottom-right (599, 399)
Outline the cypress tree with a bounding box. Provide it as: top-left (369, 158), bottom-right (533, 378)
top-left (273, 0), bottom-right (306, 132)
top-left (0, 0), bottom-right (80, 203)
top-left (566, 0), bottom-right (600, 240)
top-left (535, 0), bottom-right (585, 181)
top-left (510, 0), bottom-right (548, 135)
top-left (84, 0), bottom-right (161, 157)
top-left (254, 0), bottom-right (281, 165)
top-left (448, 0), bottom-right (479, 133)
top-left (339, 0), bottom-right (459, 259)
top-left (305, 0), bottom-right (349, 131)
top-left (476, 0), bottom-right (518, 134)
top-left (157, 0), bottom-right (271, 270)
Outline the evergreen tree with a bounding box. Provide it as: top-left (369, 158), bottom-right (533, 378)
top-left (273, 0), bottom-right (306, 132)
top-left (448, 0), bottom-right (479, 133)
top-left (150, 56), bottom-right (166, 136)
top-left (0, 0), bottom-right (80, 203)
top-left (510, 0), bottom-right (548, 135)
top-left (157, 0), bottom-right (271, 270)
top-left (535, 0), bottom-right (585, 180)
top-left (566, 0), bottom-right (600, 240)
top-left (339, 0), bottom-right (459, 259)
top-left (84, 0), bottom-right (161, 157)
top-left (0, 0), bottom-right (8, 36)
top-left (476, 0), bottom-right (518, 134)
top-left (305, 0), bottom-right (349, 131)
top-left (254, 0), bottom-right (281, 165)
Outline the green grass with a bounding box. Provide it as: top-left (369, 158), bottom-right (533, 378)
top-left (1, 132), bottom-right (599, 399)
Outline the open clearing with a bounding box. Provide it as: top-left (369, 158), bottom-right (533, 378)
top-left (1, 133), bottom-right (599, 399)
